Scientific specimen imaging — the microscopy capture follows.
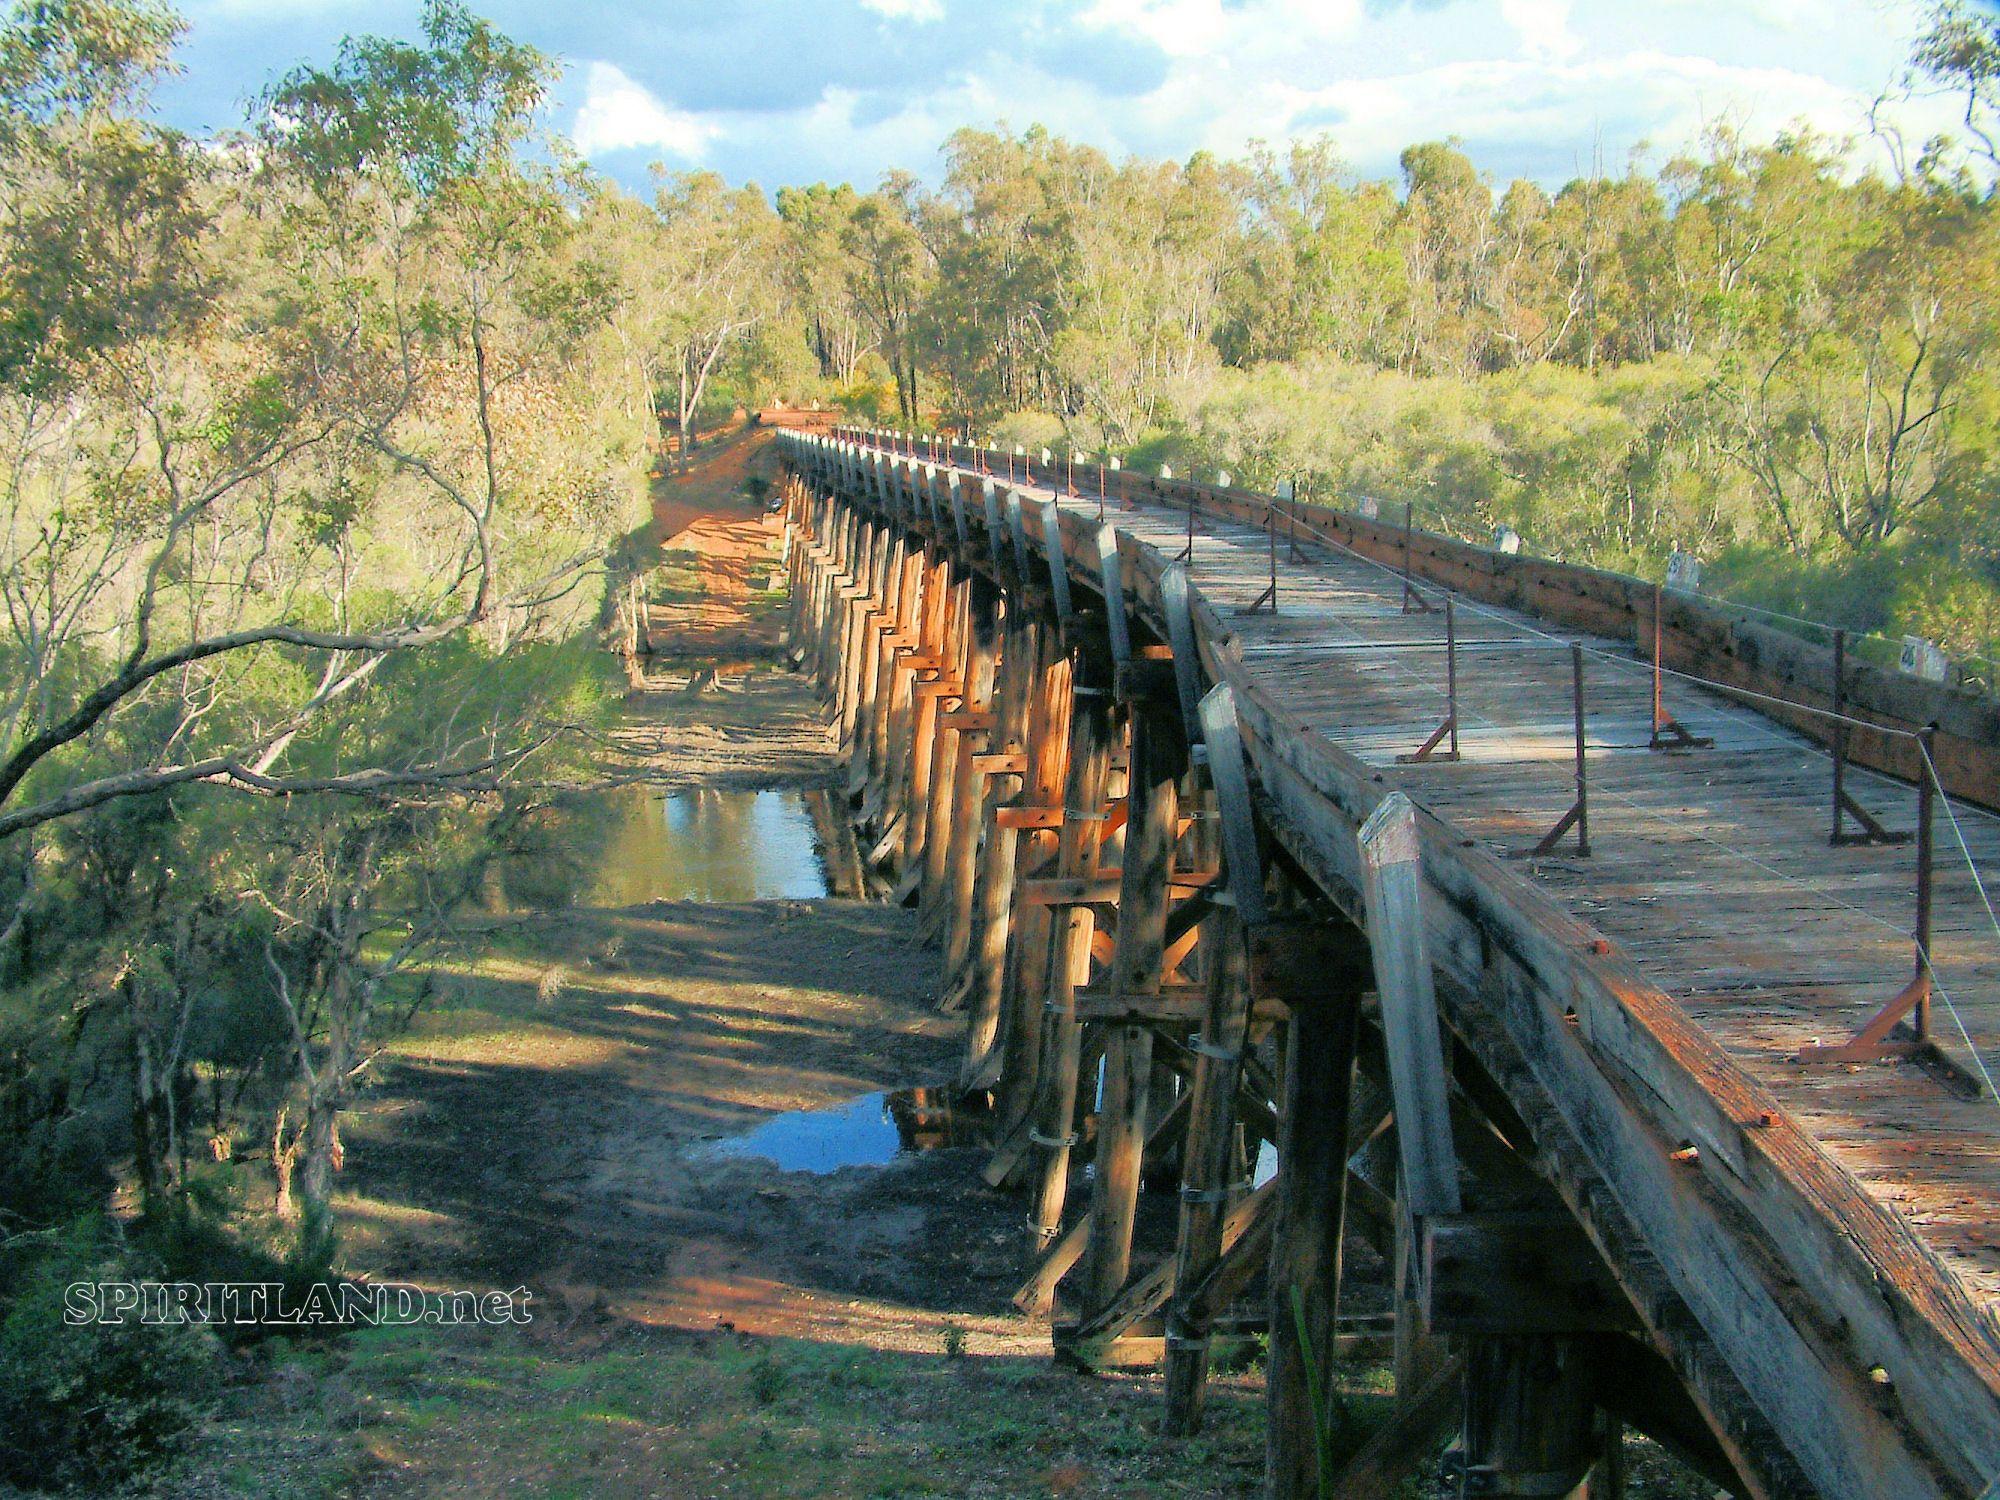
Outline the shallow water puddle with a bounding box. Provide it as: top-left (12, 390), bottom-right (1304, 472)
top-left (708, 1087), bottom-right (990, 1173)
top-left (589, 787), bottom-right (831, 904)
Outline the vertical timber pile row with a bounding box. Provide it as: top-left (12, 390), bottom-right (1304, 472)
top-left (778, 434), bottom-right (1734, 1500)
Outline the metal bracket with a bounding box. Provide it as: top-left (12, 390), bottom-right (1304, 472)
top-left (1179, 1181), bottom-right (1253, 1205)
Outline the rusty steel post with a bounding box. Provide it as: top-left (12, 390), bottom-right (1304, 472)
top-left (1446, 596), bottom-right (1459, 759)
top-left (1914, 723), bottom-right (1936, 1041)
top-left (1832, 628), bottom-right (1852, 844)
top-left (1572, 642), bottom-right (1590, 856)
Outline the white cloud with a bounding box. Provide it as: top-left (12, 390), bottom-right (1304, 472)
top-left (1079, 0), bottom-right (1362, 59)
top-left (546, 0), bottom-right (1963, 192)
top-left (1500, 0), bottom-right (1581, 62)
top-left (571, 61), bottom-right (719, 159)
top-left (861, 0), bottom-right (947, 19)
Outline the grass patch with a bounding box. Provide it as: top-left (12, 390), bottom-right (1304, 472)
top-left (173, 1321), bottom-right (1273, 1498)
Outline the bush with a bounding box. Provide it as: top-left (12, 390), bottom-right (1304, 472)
top-left (0, 1216), bottom-right (219, 1492)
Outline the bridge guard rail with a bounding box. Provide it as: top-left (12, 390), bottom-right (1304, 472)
top-left (858, 428), bottom-right (2000, 812)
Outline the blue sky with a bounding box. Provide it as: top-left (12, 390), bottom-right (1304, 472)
top-left (154, 0), bottom-right (1971, 192)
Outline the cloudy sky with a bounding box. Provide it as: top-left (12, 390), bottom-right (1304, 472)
top-left (154, 0), bottom-right (1966, 191)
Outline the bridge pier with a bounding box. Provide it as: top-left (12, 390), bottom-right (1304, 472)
top-left (962, 609), bottom-right (1041, 1084)
top-left (1025, 681), bottom-right (1119, 1247)
top-left (937, 592), bottom-right (1000, 979)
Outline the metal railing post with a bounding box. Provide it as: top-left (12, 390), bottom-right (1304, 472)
top-left (1830, 627), bottom-right (1907, 846)
top-left (1446, 596), bottom-right (1459, 759)
top-left (1572, 642), bottom-right (1590, 855)
top-left (1832, 627), bottom-right (1849, 842)
top-left (1914, 724), bottom-right (1936, 1041)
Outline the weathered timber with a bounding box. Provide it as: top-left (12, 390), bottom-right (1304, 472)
top-left (1026, 689), bottom-right (1119, 1236)
top-left (962, 611), bottom-right (1041, 1083)
top-left (1265, 948), bottom-right (1368, 1496)
top-left (994, 650), bottom-right (1074, 1130)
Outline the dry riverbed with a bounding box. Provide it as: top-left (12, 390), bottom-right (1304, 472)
top-left (164, 435), bottom-right (1272, 1498)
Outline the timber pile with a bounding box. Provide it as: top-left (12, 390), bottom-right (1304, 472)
top-left (774, 430), bottom-right (2000, 1500)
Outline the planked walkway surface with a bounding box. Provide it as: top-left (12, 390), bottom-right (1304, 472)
top-left (1009, 477), bottom-right (2000, 1310)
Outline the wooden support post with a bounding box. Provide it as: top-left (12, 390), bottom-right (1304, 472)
top-left (1081, 1022), bottom-right (1154, 1313)
top-left (858, 535), bottom-right (917, 802)
top-left (899, 551), bottom-right (955, 880)
top-left (914, 572), bottom-right (972, 910)
top-left (822, 503), bottom-right (859, 690)
top-left (962, 612), bottom-right (1043, 1085)
top-left (885, 545), bottom-right (930, 809)
top-left (994, 648), bottom-right (1074, 1127)
top-left (1263, 955), bottom-right (1367, 1493)
top-left (1161, 900), bottom-right (1251, 1435)
top-left (836, 521), bottom-right (883, 755)
top-left (1458, 1336), bottom-right (1600, 1498)
top-left (851, 524), bottom-right (896, 775)
top-left (1026, 689), bottom-right (1118, 1240)
top-left (810, 503), bottom-right (849, 688)
top-left (940, 591), bottom-right (1002, 980)
top-left (1078, 689), bottom-right (1182, 1317)
top-left (1161, 681), bottom-right (1272, 1433)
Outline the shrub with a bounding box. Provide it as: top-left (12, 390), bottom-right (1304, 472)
top-left (747, 1352), bottom-right (789, 1407)
top-left (0, 1216), bottom-right (219, 1491)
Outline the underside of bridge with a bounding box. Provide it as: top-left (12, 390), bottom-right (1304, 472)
top-left (775, 426), bottom-right (2000, 1499)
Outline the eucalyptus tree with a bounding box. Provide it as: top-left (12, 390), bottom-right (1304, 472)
top-left (0, 0), bottom-right (632, 854)
top-left (0, 0), bottom-right (640, 1251)
top-left (776, 181), bottom-right (871, 385)
top-left (650, 169), bottom-right (782, 467)
top-left (844, 174), bottom-right (931, 423)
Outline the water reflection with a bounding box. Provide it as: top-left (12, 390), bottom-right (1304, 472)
top-left (707, 1087), bottom-right (993, 1174)
top-left (496, 787), bottom-right (833, 908)
top-left (591, 787), bottom-right (830, 905)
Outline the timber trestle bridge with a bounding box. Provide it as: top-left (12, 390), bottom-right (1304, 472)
top-left (773, 424), bottom-right (2000, 1499)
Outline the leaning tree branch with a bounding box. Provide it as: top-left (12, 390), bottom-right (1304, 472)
top-left (0, 544), bottom-right (601, 827)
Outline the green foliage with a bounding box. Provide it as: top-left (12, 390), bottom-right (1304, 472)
top-left (747, 1351), bottom-right (790, 1407)
top-left (260, 0), bottom-right (552, 201)
top-left (0, 1216), bottom-right (219, 1491)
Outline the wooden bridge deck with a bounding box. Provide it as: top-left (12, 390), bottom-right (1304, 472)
top-left (1029, 484), bottom-right (2000, 1308)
